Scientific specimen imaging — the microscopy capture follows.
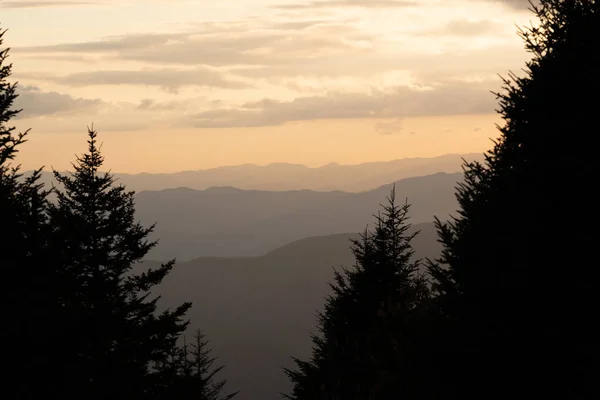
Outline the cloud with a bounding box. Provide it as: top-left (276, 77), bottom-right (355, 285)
top-left (417, 18), bottom-right (499, 37)
top-left (0, 1), bottom-right (97, 8)
top-left (273, 0), bottom-right (417, 10)
top-left (13, 21), bottom-right (371, 68)
top-left (0, 0), bottom-right (183, 8)
top-left (9, 77), bottom-right (500, 131)
top-left (6, 1), bottom-right (528, 130)
top-left (230, 41), bottom-right (527, 86)
top-left (11, 87), bottom-right (186, 132)
top-left (271, 19), bottom-right (343, 30)
top-left (136, 98), bottom-right (192, 111)
top-left (186, 80), bottom-right (498, 128)
top-left (10, 84), bottom-right (215, 132)
top-left (16, 54), bottom-right (98, 63)
top-left (374, 118), bottom-right (404, 135)
top-left (13, 85), bottom-right (103, 118)
top-left (15, 32), bottom-right (186, 54)
top-left (13, 22), bottom-right (525, 93)
top-left (444, 19), bottom-right (497, 36)
top-left (12, 9), bottom-right (524, 92)
top-left (483, 0), bottom-right (537, 10)
top-left (20, 68), bottom-right (251, 93)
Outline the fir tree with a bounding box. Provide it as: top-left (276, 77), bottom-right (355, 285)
top-left (284, 187), bottom-right (430, 400)
top-left (0, 26), bottom-right (47, 268)
top-left (153, 329), bottom-right (238, 400)
top-left (427, 1), bottom-right (598, 398)
top-left (0, 25), bottom-right (55, 398)
top-left (0, 26), bottom-right (26, 166)
top-left (184, 330), bottom-right (238, 400)
top-left (47, 126), bottom-right (192, 400)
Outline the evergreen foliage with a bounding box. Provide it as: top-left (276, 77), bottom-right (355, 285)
top-left (0, 26), bottom-right (47, 271)
top-left (4, 1), bottom-right (599, 398)
top-left (0, 25), bottom-right (55, 398)
top-left (284, 187), bottom-right (430, 399)
top-left (47, 127), bottom-right (192, 399)
top-left (0, 26), bottom-right (26, 166)
top-left (427, 1), bottom-right (598, 398)
top-left (1, 23), bottom-right (237, 400)
top-left (154, 329), bottom-right (239, 400)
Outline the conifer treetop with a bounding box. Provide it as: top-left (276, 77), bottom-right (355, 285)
top-left (47, 126), bottom-right (192, 399)
top-left (284, 187), bottom-right (429, 399)
top-left (0, 26), bottom-right (29, 166)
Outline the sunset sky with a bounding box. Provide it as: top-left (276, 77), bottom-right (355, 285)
top-left (2, 0), bottom-right (534, 173)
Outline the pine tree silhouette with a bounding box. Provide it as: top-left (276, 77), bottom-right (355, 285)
top-left (0, 27), bottom-right (26, 166)
top-left (0, 25), bottom-right (56, 399)
top-left (427, 1), bottom-right (598, 398)
top-left (284, 187), bottom-right (430, 399)
top-left (153, 329), bottom-right (238, 400)
top-left (48, 126), bottom-right (192, 400)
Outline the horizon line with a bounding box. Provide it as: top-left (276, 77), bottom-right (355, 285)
top-left (28, 152), bottom-right (484, 176)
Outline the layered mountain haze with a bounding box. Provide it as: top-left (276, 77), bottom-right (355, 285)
top-left (5, 1), bottom-right (592, 400)
top-left (121, 159), bottom-right (458, 399)
top-left (23, 153), bottom-right (481, 193)
top-left (15, 142), bottom-right (465, 397)
top-left (134, 171), bottom-right (462, 261)
top-left (145, 222), bottom-right (441, 400)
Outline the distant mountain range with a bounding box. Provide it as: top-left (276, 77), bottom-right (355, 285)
top-left (23, 153), bottom-right (482, 193)
top-left (147, 222), bottom-right (441, 400)
top-left (28, 150), bottom-right (464, 398)
top-left (134, 172), bottom-right (462, 261)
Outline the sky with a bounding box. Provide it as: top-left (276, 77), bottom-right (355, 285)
top-left (1, 0), bottom-right (535, 173)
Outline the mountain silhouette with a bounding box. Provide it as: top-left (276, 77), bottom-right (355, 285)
top-left (134, 172), bottom-right (461, 261)
top-left (23, 153), bottom-right (480, 193)
top-left (144, 222), bottom-right (440, 400)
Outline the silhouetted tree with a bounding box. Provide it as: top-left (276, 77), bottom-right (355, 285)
top-left (0, 27), bottom-right (25, 166)
top-left (47, 126), bottom-right (192, 400)
top-left (153, 329), bottom-right (238, 400)
top-left (284, 187), bottom-right (430, 399)
top-left (0, 25), bottom-right (56, 398)
top-left (427, 1), bottom-right (598, 398)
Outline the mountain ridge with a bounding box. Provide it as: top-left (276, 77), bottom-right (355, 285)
top-left (135, 172), bottom-right (462, 261)
top-left (136, 171), bottom-right (454, 196)
top-left (22, 153), bottom-right (481, 193)
top-left (150, 222), bottom-right (441, 400)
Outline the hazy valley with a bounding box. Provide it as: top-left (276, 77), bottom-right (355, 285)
top-left (98, 156), bottom-right (462, 400)
top-left (36, 157), bottom-right (463, 399)
top-left (136, 171), bottom-right (460, 261)
top-left (17, 154), bottom-right (467, 398)
top-left (4, 2), bottom-right (593, 398)
top-left (123, 166), bottom-right (457, 399)
top-left (148, 223), bottom-right (441, 400)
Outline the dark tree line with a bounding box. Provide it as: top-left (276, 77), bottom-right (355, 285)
top-left (284, 1), bottom-right (597, 399)
top-left (0, 25), bottom-right (236, 400)
top-left (2, 0), bottom-right (598, 399)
